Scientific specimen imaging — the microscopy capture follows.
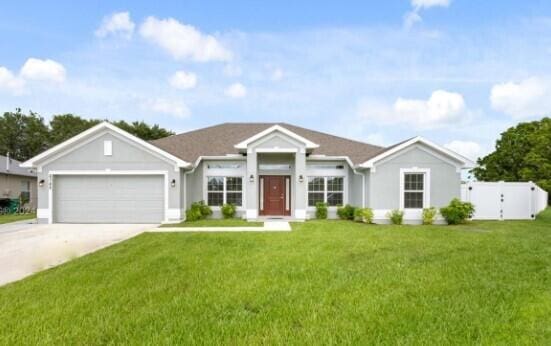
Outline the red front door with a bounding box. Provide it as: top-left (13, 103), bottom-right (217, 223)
top-left (261, 176), bottom-right (289, 216)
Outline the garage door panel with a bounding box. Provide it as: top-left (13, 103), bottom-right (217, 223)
top-left (54, 175), bottom-right (164, 223)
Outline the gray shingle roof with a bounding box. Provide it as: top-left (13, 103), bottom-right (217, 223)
top-left (150, 123), bottom-right (391, 166)
top-left (0, 155), bottom-right (37, 177)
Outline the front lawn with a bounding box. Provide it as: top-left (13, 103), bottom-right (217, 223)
top-left (161, 218), bottom-right (263, 227)
top-left (1, 209), bottom-right (551, 344)
top-left (0, 213), bottom-right (36, 224)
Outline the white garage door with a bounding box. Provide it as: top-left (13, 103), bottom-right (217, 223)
top-left (54, 175), bottom-right (164, 223)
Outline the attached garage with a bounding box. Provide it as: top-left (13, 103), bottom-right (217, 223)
top-left (53, 174), bottom-right (165, 223)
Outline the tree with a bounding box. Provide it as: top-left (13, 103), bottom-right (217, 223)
top-left (473, 117), bottom-right (551, 195)
top-left (49, 114), bottom-right (101, 146)
top-left (0, 109), bottom-right (49, 161)
top-left (112, 120), bottom-right (174, 140)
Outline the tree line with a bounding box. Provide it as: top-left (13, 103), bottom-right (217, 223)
top-left (0, 109), bottom-right (174, 162)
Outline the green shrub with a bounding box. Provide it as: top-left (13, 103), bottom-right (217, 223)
top-left (186, 200), bottom-right (212, 221)
top-left (197, 201), bottom-right (213, 218)
top-left (422, 207), bottom-right (438, 225)
top-left (221, 203), bottom-right (237, 219)
top-left (387, 209), bottom-right (404, 225)
top-left (354, 208), bottom-right (374, 223)
top-left (315, 202), bottom-right (328, 219)
top-left (440, 198), bottom-right (475, 225)
top-left (185, 206), bottom-right (203, 222)
top-left (337, 204), bottom-right (356, 220)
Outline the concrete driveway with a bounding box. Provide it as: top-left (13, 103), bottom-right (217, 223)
top-left (0, 221), bottom-right (156, 286)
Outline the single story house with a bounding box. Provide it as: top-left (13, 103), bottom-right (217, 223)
top-left (21, 122), bottom-right (474, 224)
top-left (1, 154), bottom-right (37, 210)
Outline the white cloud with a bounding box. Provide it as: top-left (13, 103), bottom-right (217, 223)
top-left (20, 58), bottom-right (66, 83)
top-left (395, 90), bottom-right (465, 123)
top-left (0, 67), bottom-right (25, 94)
top-left (445, 140), bottom-right (481, 161)
top-left (225, 83), bottom-right (247, 98)
top-left (169, 71), bottom-right (197, 90)
top-left (95, 12), bottom-right (135, 39)
top-left (405, 0), bottom-right (451, 28)
top-left (359, 90), bottom-right (467, 129)
top-left (411, 0), bottom-right (450, 9)
top-left (139, 16), bottom-right (232, 62)
top-left (490, 77), bottom-right (551, 119)
top-left (271, 68), bottom-right (284, 81)
top-left (143, 98), bottom-right (190, 118)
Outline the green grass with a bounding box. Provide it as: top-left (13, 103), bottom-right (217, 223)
top-left (161, 218), bottom-right (263, 227)
top-left (1, 209), bottom-right (551, 344)
top-left (0, 213), bottom-right (36, 224)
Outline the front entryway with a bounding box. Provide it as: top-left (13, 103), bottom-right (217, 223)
top-left (260, 175), bottom-right (291, 216)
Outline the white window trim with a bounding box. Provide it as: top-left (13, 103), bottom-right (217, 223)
top-left (307, 176), bottom-right (346, 207)
top-left (206, 176), bottom-right (244, 208)
top-left (399, 168), bottom-right (430, 210)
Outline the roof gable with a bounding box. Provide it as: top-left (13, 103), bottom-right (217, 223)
top-left (21, 122), bottom-right (191, 169)
top-left (359, 136), bottom-right (475, 169)
top-left (234, 125), bottom-right (319, 149)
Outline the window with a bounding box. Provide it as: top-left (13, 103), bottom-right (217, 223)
top-left (403, 173), bottom-right (424, 209)
top-left (207, 177), bottom-right (243, 206)
top-left (308, 177), bottom-right (325, 206)
top-left (226, 177), bottom-right (243, 206)
top-left (308, 176), bottom-right (344, 207)
top-left (103, 140), bottom-right (112, 156)
top-left (327, 177), bottom-right (344, 206)
top-left (259, 164), bottom-right (291, 171)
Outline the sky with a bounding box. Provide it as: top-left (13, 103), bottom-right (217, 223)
top-left (1, 0), bottom-right (551, 161)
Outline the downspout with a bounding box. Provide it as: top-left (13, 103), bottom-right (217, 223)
top-left (6, 152), bottom-right (10, 172)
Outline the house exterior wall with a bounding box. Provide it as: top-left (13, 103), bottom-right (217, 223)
top-left (368, 143), bottom-right (461, 223)
top-left (35, 131), bottom-right (181, 223)
top-left (0, 173), bottom-right (37, 209)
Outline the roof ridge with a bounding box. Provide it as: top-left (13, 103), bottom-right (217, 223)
top-left (278, 123), bottom-right (385, 149)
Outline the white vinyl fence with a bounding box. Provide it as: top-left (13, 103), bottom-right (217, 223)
top-left (461, 181), bottom-right (548, 220)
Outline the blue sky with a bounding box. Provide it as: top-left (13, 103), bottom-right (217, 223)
top-left (1, 1), bottom-right (551, 160)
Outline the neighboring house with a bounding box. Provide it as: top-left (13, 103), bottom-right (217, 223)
top-left (21, 122), bottom-right (474, 224)
top-left (1, 154), bottom-right (37, 209)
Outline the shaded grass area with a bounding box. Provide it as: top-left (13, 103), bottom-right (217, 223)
top-left (1, 209), bottom-right (551, 344)
top-left (161, 218), bottom-right (263, 227)
top-left (0, 213), bottom-right (35, 224)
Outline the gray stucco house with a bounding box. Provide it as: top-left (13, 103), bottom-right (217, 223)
top-left (21, 122), bottom-right (474, 224)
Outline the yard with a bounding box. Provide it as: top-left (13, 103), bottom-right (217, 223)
top-left (0, 213), bottom-right (35, 224)
top-left (1, 210), bottom-right (550, 344)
